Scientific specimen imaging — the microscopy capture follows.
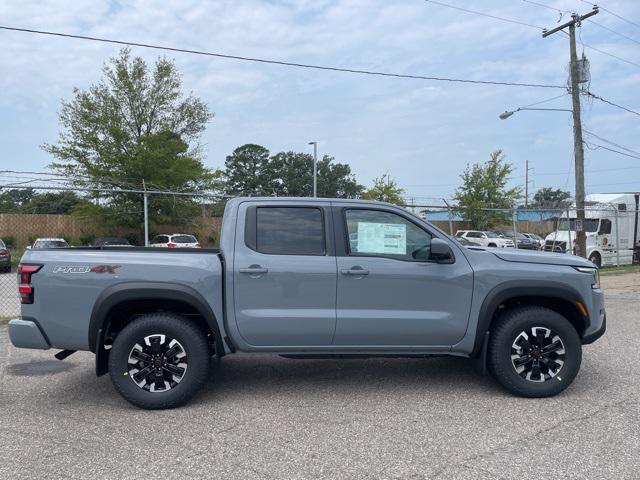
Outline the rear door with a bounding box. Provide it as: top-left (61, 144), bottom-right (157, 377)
top-left (332, 204), bottom-right (473, 347)
top-left (233, 201), bottom-right (337, 346)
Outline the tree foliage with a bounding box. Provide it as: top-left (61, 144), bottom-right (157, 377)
top-left (453, 150), bottom-right (521, 229)
top-left (362, 174), bottom-right (405, 205)
top-left (43, 48), bottom-right (216, 227)
top-left (529, 187), bottom-right (572, 209)
top-left (224, 144), bottom-right (274, 196)
top-left (0, 189), bottom-right (88, 214)
top-left (223, 145), bottom-right (364, 198)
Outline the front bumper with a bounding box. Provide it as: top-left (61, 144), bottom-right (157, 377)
top-left (583, 311), bottom-right (606, 344)
top-left (8, 319), bottom-right (50, 349)
top-left (582, 287), bottom-right (606, 344)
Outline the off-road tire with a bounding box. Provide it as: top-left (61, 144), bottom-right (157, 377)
top-left (488, 306), bottom-right (581, 398)
top-left (108, 312), bottom-right (210, 409)
top-left (588, 252), bottom-right (602, 268)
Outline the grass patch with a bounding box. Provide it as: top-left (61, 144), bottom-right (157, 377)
top-left (600, 264), bottom-right (640, 276)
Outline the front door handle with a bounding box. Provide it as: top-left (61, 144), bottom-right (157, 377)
top-left (239, 265), bottom-right (268, 274)
top-left (341, 267), bottom-right (370, 276)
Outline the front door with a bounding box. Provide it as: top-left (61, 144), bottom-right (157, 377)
top-left (333, 206), bottom-right (473, 347)
top-left (233, 202), bottom-right (337, 346)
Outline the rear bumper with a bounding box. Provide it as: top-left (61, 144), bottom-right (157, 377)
top-left (8, 319), bottom-right (51, 349)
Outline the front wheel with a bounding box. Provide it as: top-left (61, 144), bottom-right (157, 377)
top-left (488, 306), bottom-right (581, 397)
top-left (588, 252), bottom-right (602, 268)
top-left (108, 312), bottom-right (211, 409)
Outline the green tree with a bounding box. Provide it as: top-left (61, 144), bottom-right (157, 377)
top-left (224, 144), bottom-right (274, 196)
top-left (362, 174), bottom-right (405, 205)
top-left (529, 187), bottom-right (571, 209)
top-left (0, 189), bottom-right (35, 213)
top-left (0, 189), bottom-right (88, 214)
top-left (24, 191), bottom-right (88, 214)
top-left (43, 48), bottom-right (216, 228)
top-left (453, 150), bottom-right (521, 229)
top-left (268, 152), bottom-right (363, 198)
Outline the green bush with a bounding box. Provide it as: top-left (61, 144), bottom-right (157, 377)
top-left (2, 236), bottom-right (16, 248)
top-left (79, 234), bottom-right (96, 246)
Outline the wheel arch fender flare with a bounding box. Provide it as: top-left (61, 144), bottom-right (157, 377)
top-left (88, 281), bottom-right (225, 356)
top-left (471, 280), bottom-right (586, 357)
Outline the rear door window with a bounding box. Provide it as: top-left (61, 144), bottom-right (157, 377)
top-left (255, 207), bottom-right (325, 255)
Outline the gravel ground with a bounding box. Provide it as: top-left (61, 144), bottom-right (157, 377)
top-left (0, 273), bottom-right (638, 479)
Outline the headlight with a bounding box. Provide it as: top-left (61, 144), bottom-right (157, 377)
top-left (575, 266), bottom-right (600, 289)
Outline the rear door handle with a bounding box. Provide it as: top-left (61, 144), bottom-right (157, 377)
top-left (239, 265), bottom-right (268, 274)
top-left (341, 267), bottom-right (369, 276)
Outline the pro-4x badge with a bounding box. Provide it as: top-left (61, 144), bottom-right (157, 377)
top-left (53, 265), bottom-right (120, 274)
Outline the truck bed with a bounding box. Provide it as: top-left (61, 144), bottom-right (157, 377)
top-left (18, 247), bottom-right (224, 351)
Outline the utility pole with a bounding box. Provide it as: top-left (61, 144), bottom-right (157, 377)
top-left (524, 160), bottom-right (534, 208)
top-left (542, 5), bottom-right (598, 258)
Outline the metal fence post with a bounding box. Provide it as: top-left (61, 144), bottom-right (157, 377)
top-left (511, 209), bottom-right (518, 248)
top-left (614, 205), bottom-right (620, 267)
top-left (566, 207), bottom-right (572, 255)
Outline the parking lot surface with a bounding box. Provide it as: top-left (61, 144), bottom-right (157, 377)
top-left (1, 272), bottom-right (639, 479)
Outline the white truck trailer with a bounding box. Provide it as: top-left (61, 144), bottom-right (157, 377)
top-left (544, 193), bottom-right (640, 267)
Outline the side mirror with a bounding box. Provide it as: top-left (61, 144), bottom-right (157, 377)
top-left (430, 238), bottom-right (454, 263)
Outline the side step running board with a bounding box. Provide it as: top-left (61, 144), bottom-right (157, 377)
top-left (54, 349), bottom-right (77, 361)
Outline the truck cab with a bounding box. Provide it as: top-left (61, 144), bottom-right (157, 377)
top-left (544, 193), bottom-right (640, 267)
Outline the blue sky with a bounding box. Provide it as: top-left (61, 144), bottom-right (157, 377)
top-left (1, 0), bottom-right (639, 204)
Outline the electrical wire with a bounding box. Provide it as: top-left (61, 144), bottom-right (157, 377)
top-left (586, 19), bottom-right (640, 46)
top-left (0, 25), bottom-right (566, 89)
top-left (425, 0), bottom-right (544, 29)
top-left (578, 0), bottom-right (640, 31)
top-left (582, 91), bottom-right (640, 117)
top-left (583, 130), bottom-right (640, 157)
top-left (584, 141), bottom-right (640, 160)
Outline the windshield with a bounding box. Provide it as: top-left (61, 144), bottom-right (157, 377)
top-left (34, 240), bottom-right (68, 248)
top-left (172, 235), bottom-right (197, 243)
top-left (558, 218), bottom-right (599, 233)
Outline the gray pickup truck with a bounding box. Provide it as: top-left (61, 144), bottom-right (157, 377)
top-left (9, 198), bottom-right (606, 409)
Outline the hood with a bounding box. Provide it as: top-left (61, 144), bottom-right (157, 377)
top-left (491, 248), bottom-right (595, 268)
top-left (545, 231), bottom-right (596, 243)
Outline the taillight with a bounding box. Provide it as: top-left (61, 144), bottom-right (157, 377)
top-left (195, 243), bottom-right (201, 248)
top-left (0, 249), bottom-right (8, 257)
top-left (17, 264), bottom-right (42, 304)
top-left (167, 242), bottom-right (177, 248)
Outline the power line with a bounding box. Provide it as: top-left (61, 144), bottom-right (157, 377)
top-left (584, 141), bottom-right (640, 160)
top-left (521, 0), bottom-right (640, 45)
top-left (582, 130), bottom-right (640, 157)
top-left (578, 0), bottom-right (640, 31)
top-left (0, 25), bottom-right (566, 90)
top-left (424, 0), bottom-right (544, 29)
top-left (587, 19), bottom-right (640, 46)
top-left (521, 0), bottom-right (570, 16)
top-left (521, 92), bottom-right (569, 108)
top-left (582, 90), bottom-right (640, 117)
top-left (557, 29), bottom-right (640, 68)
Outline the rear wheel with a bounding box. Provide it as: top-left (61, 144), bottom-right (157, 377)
top-left (488, 306), bottom-right (581, 397)
top-left (108, 312), bottom-right (211, 409)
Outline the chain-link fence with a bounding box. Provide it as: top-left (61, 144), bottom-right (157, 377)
top-left (415, 203), bottom-right (640, 269)
top-left (1, 186), bottom-right (638, 317)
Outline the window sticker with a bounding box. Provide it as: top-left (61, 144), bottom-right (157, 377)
top-left (356, 222), bottom-right (406, 255)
